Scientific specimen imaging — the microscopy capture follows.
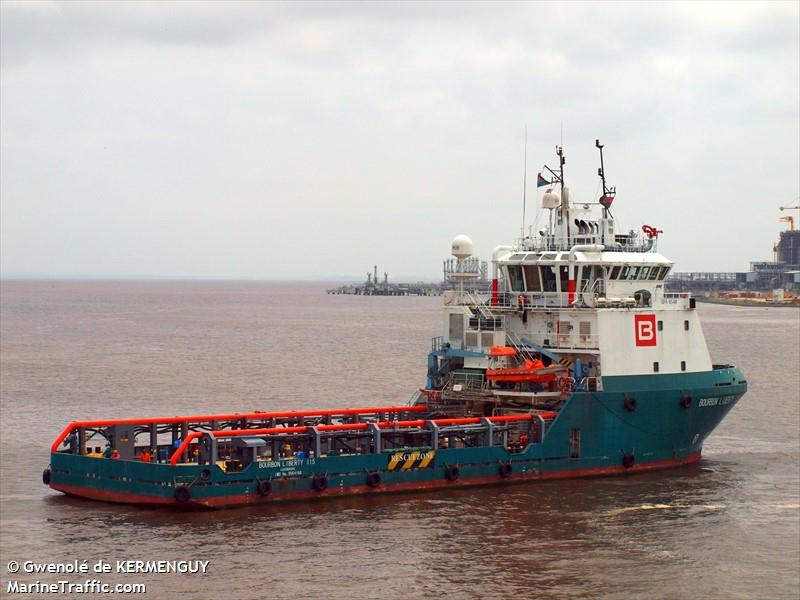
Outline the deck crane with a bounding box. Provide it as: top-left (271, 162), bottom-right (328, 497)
top-left (779, 199), bottom-right (800, 211)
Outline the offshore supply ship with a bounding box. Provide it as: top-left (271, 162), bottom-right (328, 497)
top-left (43, 141), bottom-right (747, 509)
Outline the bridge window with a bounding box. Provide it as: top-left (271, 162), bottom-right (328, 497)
top-left (580, 265), bottom-right (602, 292)
top-left (638, 266), bottom-right (651, 280)
top-left (507, 266), bottom-right (524, 292)
top-left (541, 265), bottom-right (557, 292)
top-left (524, 266), bottom-right (542, 292)
top-left (648, 267), bottom-right (660, 280)
top-left (559, 266), bottom-right (569, 293)
top-left (659, 266), bottom-right (671, 279)
top-left (593, 265), bottom-right (604, 288)
top-left (627, 266), bottom-right (641, 280)
top-left (610, 266), bottom-right (621, 279)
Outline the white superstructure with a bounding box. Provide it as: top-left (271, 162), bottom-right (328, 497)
top-left (440, 141), bottom-right (712, 385)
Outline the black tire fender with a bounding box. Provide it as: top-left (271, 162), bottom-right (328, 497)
top-left (42, 468), bottom-right (52, 486)
top-left (199, 468), bottom-right (211, 481)
top-left (312, 475), bottom-right (329, 492)
top-left (257, 480), bottom-right (272, 496)
top-left (365, 472), bottom-right (381, 488)
top-left (499, 463), bottom-right (512, 478)
top-left (681, 395), bottom-right (693, 409)
top-left (624, 396), bottom-right (637, 412)
top-left (174, 485), bottom-right (191, 503)
top-left (622, 453), bottom-right (635, 469)
top-left (445, 465), bottom-right (460, 482)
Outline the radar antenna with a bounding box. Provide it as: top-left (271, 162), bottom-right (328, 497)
top-left (521, 125), bottom-right (528, 240)
top-left (542, 146), bottom-right (568, 241)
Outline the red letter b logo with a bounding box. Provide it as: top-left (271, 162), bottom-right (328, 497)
top-left (635, 314), bottom-right (657, 347)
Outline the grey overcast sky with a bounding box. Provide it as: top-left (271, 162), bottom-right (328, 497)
top-left (1, 1), bottom-right (798, 279)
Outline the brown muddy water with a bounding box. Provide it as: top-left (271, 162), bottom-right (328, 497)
top-left (1, 280), bottom-right (798, 599)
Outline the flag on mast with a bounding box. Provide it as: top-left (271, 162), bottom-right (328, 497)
top-left (537, 172), bottom-right (551, 188)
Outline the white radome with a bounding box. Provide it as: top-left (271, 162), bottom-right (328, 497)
top-left (451, 234), bottom-right (474, 259)
top-left (541, 190), bottom-right (560, 209)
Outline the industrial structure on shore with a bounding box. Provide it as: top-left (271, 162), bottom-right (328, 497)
top-left (327, 260), bottom-right (490, 296)
top-left (668, 201), bottom-right (800, 297)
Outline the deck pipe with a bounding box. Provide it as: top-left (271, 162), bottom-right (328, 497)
top-left (168, 413), bottom-right (556, 465)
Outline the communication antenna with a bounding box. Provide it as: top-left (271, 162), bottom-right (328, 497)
top-left (521, 125), bottom-right (528, 240)
top-left (560, 124), bottom-right (566, 237)
top-left (542, 142), bottom-right (566, 243)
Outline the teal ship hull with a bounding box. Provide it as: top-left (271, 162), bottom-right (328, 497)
top-left (46, 368), bottom-right (745, 509)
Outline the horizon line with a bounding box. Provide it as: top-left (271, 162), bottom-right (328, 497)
top-left (0, 273), bottom-right (445, 283)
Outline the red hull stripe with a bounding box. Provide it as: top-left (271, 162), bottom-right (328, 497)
top-left (51, 452), bottom-right (701, 509)
top-left (50, 484), bottom-right (174, 505)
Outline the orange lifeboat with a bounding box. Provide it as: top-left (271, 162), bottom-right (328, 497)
top-left (486, 358), bottom-right (561, 383)
top-left (488, 346), bottom-right (517, 357)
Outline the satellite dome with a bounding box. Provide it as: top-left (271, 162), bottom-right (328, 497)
top-left (451, 235), bottom-right (474, 259)
top-left (541, 190), bottom-right (560, 209)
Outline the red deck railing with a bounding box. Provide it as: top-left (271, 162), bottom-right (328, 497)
top-left (50, 405), bottom-right (428, 453)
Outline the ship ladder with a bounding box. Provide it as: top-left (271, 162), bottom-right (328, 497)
top-left (465, 291), bottom-right (497, 320)
top-left (505, 332), bottom-right (540, 364)
top-left (514, 334), bottom-right (574, 370)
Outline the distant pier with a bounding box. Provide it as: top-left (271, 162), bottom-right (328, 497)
top-left (327, 263), bottom-right (489, 296)
top-left (326, 282), bottom-right (448, 296)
